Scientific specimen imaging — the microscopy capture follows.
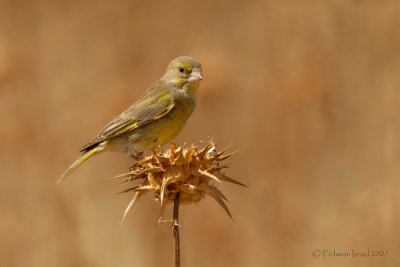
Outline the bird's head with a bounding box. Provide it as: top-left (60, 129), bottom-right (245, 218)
top-left (162, 56), bottom-right (203, 93)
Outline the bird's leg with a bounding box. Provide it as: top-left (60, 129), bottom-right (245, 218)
top-left (130, 151), bottom-right (144, 160)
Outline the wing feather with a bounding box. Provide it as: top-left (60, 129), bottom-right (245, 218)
top-left (81, 82), bottom-right (174, 152)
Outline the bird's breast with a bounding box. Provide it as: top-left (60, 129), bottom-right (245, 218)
top-left (154, 94), bottom-right (196, 145)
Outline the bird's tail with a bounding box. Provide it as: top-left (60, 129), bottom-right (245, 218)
top-left (57, 146), bottom-right (104, 183)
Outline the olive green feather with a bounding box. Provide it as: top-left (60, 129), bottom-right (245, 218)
top-left (58, 146), bottom-right (103, 182)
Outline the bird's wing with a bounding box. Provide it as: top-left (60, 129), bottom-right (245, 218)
top-left (80, 85), bottom-right (174, 152)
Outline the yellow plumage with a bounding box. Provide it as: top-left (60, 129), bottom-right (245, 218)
top-left (59, 146), bottom-right (103, 182)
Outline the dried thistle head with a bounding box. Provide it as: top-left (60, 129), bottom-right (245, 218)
top-left (111, 140), bottom-right (246, 222)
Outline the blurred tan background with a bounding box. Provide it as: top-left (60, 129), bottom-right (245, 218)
top-left (1, 1), bottom-right (400, 266)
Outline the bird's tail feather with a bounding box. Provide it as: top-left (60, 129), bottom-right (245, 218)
top-left (57, 146), bottom-right (103, 183)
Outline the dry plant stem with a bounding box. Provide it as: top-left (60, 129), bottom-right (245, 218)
top-left (173, 192), bottom-right (181, 267)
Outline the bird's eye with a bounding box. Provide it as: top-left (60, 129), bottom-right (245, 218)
top-left (178, 67), bottom-right (185, 73)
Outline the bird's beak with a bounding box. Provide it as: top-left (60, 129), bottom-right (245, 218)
top-left (188, 70), bottom-right (203, 83)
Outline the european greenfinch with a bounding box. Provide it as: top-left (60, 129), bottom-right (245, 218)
top-left (59, 56), bottom-right (203, 182)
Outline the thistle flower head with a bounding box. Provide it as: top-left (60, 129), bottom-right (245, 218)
top-left (111, 140), bottom-right (246, 222)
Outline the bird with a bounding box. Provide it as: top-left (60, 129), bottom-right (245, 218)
top-left (58, 56), bottom-right (203, 182)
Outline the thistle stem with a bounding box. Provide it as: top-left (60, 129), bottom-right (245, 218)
top-left (172, 192), bottom-right (181, 267)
